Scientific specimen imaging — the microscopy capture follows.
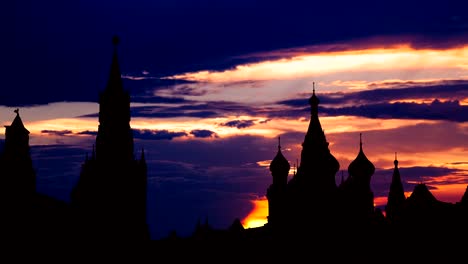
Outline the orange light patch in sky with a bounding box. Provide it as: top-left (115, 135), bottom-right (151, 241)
top-left (165, 45), bottom-right (468, 83)
top-left (241, 196), bottom-right (268, 229)
top-left (429, 183), bottom-right (467, 203)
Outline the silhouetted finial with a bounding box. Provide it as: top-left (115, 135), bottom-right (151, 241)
top-left (394, 152), bottom-right (398, 166)
top-left (278, 136), bottom-right (281, 150)
top-left (313, 82), bottom-right (315, 94)
top-left (14, 108), bottom-right (19, 115)
top-left (112, 35), bottom-right (120, 47)
top-left (359, 133), bottom-right (363, 150)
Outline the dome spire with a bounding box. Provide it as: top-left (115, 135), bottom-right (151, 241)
top-left (360, 132), bottom-right (363, 151)
top-left (269, 136), bottom-right (290, 174)
top-left (308, 81), bottom-right (320, 108)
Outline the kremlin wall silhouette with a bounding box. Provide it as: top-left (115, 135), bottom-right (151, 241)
top-left (2, 37), bottom-right (468, 249)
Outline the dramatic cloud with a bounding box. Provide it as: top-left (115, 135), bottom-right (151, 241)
top-left (76, 130), bottom-right (98, 136)
top-left (41, 130), bottom-right (74, 136)
top-left (221, 120), bottom-right (256, 129)
top-left (275, 82), bottom-right (468, 121)
top-left (190, 129), bottom-right (218, 138)
top-left (133, 129), bottom-right (188, 140)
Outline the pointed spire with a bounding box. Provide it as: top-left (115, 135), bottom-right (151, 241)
top-left (394, 152), bottom-right (398, 167)
top-left (359, 132), bottom-right (363, 151)
top-left (106, 35), bottom-right (123, 92)
top-left (278, 136), bottom-right (281, 150)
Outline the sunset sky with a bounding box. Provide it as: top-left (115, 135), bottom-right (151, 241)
top-left (3, 0), bottom-right (468, 239)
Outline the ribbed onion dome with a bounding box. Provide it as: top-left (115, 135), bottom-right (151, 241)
top-left (269, 137), bottom-right (290, 174)
top-left (348, 133), bottom-right (375, 177)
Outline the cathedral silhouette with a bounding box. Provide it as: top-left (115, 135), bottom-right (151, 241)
top-left (1, 37), bottom-right (468, 246)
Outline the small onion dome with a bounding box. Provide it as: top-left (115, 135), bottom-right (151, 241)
top-left (269, 137), bottom-right (290, 174)
top-left (348, 133), bottom-right (375, 177)
top-left (308, 82), bottom-right (320, 106)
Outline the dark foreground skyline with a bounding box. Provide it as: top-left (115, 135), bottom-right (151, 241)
top-left (3, 1), bottom-right (468, 239)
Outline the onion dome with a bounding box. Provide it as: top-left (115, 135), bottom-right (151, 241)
top-left (269, 137), bottom-right (290, 174)
top-left (308, 82), bottom-right (320, 106)
top-left (348, 133), bottom-right (375, 178)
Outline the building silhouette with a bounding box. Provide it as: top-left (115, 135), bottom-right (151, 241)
top-left (180, 83), bottom-right (468, 247)
top-left (70, 36), bottom-right (149, 240)
top-left (0, 109), bottom-right (70, 240)
top-left (2, 37), bottom-right (468, 248)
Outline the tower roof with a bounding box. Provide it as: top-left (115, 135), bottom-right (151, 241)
top-left (269, 137), bottom-right (290, 173)
top-left (7, 108), bottom-right (29, 134)
top-left (106, 35), bottom-right (124, 92)
top-left (348, 133), bottom-right (375, 177)
top-left (387, 152), bottom-right (406, 206)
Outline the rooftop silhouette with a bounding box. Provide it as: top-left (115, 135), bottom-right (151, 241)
top-left (1, 37), bottom-right (467, 255)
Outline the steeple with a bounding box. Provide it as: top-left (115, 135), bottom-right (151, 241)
top-left (95, 35), bottom-right (134, 162)
top-left (386, 152), bottom-right (406, 221)
top-left (296, 82), bottom-right (339, 189)
top-left (106, 35), bottom-right (124, 92)
top-left (4, 108), bottom-right (30, 155)
top-left (8, 108), bottom-right (29, 135)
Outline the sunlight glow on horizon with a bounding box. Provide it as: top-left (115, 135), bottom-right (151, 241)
top-left (242, 196), bottom-right (268, 229)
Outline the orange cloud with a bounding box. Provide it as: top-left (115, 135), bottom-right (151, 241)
top-left (165, 45), bottom-right (468, 83)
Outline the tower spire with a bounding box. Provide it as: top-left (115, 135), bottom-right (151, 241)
top-left (106, 35), bottom-right (123, 92)
top-left (360, 133), bottom-right (363, 151)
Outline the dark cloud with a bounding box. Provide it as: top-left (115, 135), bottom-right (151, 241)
top-left (133, 129), bottom-right (187, 140)
top-left (323, 99), bottom-right (467, 122)
top-left (128, 100), bottom-right (257, 119)
top-left (221, 120), bottom-right (256, 129)
top-left (279, 80), bottom-right (468, 107)
top-left (190, 129), bottom-right (218, 138)
top-left (41, 130), bottom-right (74, 136)
top-left (131, 95), bottom-right (189, 104)
top-left (3, 1), bottom-right (467, 106)
top-left (76, 130), bottom-right (98, 136)
top-left (276, 81), bottom-right (468, 122)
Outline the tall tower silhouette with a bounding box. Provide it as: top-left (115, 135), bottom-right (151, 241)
top-left (285, 83), bottom-right (340, 233)
top-left (71, 36), bottom-right (149, 240)
top-left (0, 109), bottom-right (36, 238)
top-left (385, 152), bottom-right (406, 224)
top-left (0, 109), bottom-right (36, 207)
top-left (266, 137), bottom-right (290, 230)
